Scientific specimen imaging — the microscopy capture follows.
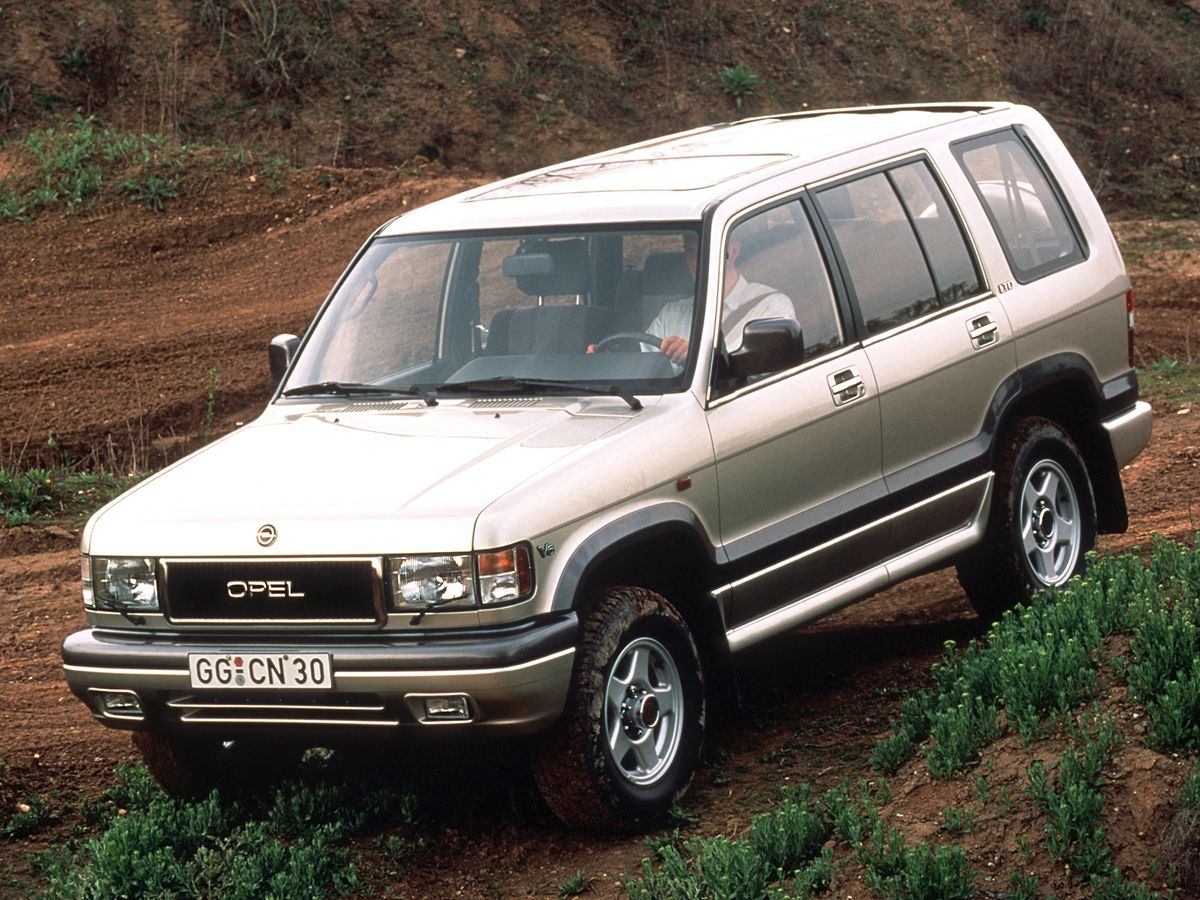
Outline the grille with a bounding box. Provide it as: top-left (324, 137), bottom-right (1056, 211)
top-left (168, 692), bottom-right (397, 726)
top-left (162, 558), bottom-right (383, 624)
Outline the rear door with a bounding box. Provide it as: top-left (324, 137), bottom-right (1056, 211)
top-left (811, 157), bottom-right (1017, 559)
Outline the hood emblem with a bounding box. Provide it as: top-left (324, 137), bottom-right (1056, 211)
top-left (256, 524), bottom-right (278, 547)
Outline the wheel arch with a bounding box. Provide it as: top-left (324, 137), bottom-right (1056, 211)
top-left (550, 504), bottom-right (734, 696)
top-left (990, 353), bottom-right (1134, 533)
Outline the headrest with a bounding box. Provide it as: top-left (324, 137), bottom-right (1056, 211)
top-left (507, 239), bottom-right (592, 297)
top-left (642, 252), bottom-right (694, 296)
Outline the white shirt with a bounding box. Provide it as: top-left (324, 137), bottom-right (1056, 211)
top-left (647, 275), bottom-right (796, 352)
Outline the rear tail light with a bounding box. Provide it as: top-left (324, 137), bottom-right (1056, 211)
top-left (1126, 288), bottom-right (1135, 368)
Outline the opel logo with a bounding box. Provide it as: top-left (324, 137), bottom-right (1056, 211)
top-left (256, 524), bottom-right (278, 547)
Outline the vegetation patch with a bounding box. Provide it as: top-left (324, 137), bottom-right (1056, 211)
top-left (632, 539), bottom-right (1200, 897)
top-left (0, 115), bottom-right (293, 220)
top-left (32, 762), bottom-right (419, 898)
top-left (0, 467), bottom-right (144, 526)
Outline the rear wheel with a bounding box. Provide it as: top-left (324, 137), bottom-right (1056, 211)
top-left (958, 417), bottom-right (1097, 620)
top-left (533, 586), bottom-right (704, 830)
top-left (133, 732), bottom-right (304, 797)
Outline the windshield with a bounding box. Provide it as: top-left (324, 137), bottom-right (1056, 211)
top-left (282, 226), bottom-right (702, 399)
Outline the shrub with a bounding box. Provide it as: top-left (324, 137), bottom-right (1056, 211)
top-left (718, 65), bottom-right (760, 108)
top-left (925, 690), bottom-right (999, 777)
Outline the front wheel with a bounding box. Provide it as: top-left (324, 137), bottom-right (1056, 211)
top-left (533, 586), bottom-right (704, 830)
top-left (958, 417), bottom-right (1097, 620)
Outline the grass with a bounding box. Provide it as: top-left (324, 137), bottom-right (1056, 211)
top-left (0, 115), bottom-right (294, 222)
top-left (1138, 356), bottom-right (1199, 411)
top-left (0, 466), bottom-right (144, 526)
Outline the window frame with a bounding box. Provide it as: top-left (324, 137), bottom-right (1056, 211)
top-left (951, 126), bottom-right (1089, 285)
top-left (705, 190), bottom-right (857, 403)
top-left (809, 153), bottom-right (988, 341)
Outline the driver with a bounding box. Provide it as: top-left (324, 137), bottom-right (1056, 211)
top-left (649, 231), bottom-right (795, 364)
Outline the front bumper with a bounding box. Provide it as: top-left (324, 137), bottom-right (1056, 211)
top-left (62, 613), bottom-right (577, 738)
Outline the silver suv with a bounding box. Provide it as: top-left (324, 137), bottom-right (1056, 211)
top-left (62, 102), bottom-right (1152, 828)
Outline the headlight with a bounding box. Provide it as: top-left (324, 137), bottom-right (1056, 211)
top-left (477, 545), bottom-right (533, 605)
top-left (387, 555), bottom-right (475, 610)
top-left (385, 545), bottom-right (534, 612)
top-left (85, 556), bottom-right (159, 611)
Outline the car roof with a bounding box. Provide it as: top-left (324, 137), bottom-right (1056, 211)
top-left (380, 102), bottom-right (1012, 236)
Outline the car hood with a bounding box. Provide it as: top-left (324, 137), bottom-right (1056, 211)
top-left (84, 400), bottom-right (640, 557)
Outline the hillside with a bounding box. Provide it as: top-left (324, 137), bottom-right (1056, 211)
top-left (2, 0), bottom-right (1198, 208)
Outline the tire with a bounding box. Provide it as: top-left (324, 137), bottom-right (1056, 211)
top-left (958, 417), bottom-right (1097, 620)
top-left (533, 586), bottom-right (705, 830)
top-left (133, 732), bottom-right (304, 798)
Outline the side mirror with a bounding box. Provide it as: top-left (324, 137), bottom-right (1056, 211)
top-left (727, 318), bottom-right (804, 379)
top-left (269, 334), bottom-right (301, 385)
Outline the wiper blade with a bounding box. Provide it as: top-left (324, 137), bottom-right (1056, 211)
top-left (94, 598), bottom-right (146, 626)
top-left (443, 377), bottom-right (642, 411)
top-left (282, 381), bottom-right (438, 406)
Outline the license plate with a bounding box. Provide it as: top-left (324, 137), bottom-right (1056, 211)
top-left (188, 653), bottom-right (333, 690)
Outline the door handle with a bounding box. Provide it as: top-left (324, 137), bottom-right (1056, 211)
top-left (827, 367), bottom-right (866, 406)
top-left (967, 313), bottom-right (999, 350)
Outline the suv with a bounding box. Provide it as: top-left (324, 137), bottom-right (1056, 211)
top-left (63, 102), bottom-right (1152, 828)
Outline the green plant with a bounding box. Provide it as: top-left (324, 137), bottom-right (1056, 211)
top-left (940, 806), bottom-right (976, 834)
top-left (1025, 9), bottom-right (1050, 32)
top-left (0, 467), bottom-right (57, 524)
top-left (925, 690), bottom-right (999, 777)
top-left (867, 841), bottom-right (976, 900)
top-left (973, 774), bottom-right (990, 805)
top-left (3, 797), bottom-right (60, 838)
top-left (122, 173), bottom-right (179, 211)
top-left (628, 785), bottom-right (834, 898)
top-left (1009, 870), bottom-right (1039, 899)
top-left (1181, 766), bottom-right (1200, 810)
top-left (0, 116), bottom-right (194, 221)
top-left (33, 770), bottom-right (424, 897)
top-left (1027, 736), bottom-right (1115, 880)
top-left (718, 64), bottom-right (760, 109)
top-left (557, 870), bottom-right (587, 897)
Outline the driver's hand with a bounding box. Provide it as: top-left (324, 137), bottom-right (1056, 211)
top-left (586, 344), bottom-right (597, 354)
top-left (660, 336), bottom-right (689, 363)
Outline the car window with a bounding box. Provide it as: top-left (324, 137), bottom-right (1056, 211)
top-left (723, 199), bottom-right (844, 363)
top-left (954, 129), bottom-right (1085, 282)
top-left (816, 172), bottom-right (939, 337)
top-left (285, 227), bottom-right (700, 397)
top-left (314, 240), bottom-right (451, 383)
top-left (889, 161), bottom-right (984, 305)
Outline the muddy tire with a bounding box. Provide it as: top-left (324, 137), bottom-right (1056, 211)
top-left (133, 732), bottom-right (303, 797)
top-left (533, 586), bottom-right (705, 830)
top-left (957, 417), bottom-right (1097, 620)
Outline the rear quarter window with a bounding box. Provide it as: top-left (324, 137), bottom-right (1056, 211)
top-left (953, 128), bottom-right (1087, 283)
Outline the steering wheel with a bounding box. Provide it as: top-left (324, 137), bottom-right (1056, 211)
top-left (594, 331), bottom-right (663, 352)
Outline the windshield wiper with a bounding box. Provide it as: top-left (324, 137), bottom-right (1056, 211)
top-left (94, 598), bottom-right (146, 626)
top-left (282, 381), bottom-right (438, 406)
top-left (442, 377), bottom-right (642, 411)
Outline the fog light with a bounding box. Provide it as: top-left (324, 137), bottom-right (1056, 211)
top-left (93, 689), bottom-right (144, 719)
top-left (422, 696), bottom-right (472, 721)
